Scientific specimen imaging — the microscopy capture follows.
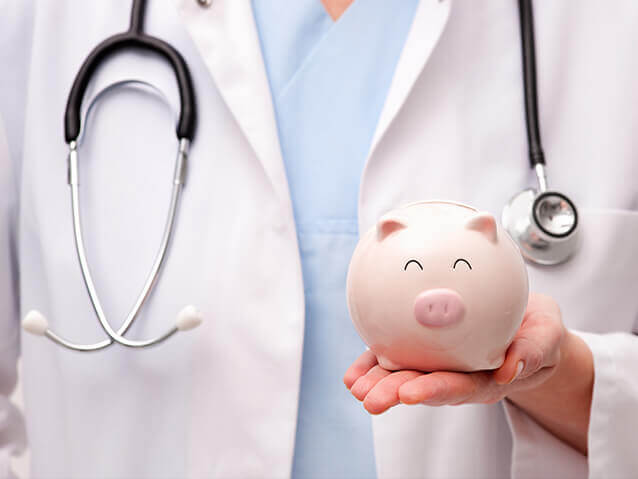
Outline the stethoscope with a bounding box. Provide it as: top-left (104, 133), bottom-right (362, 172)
top-left (502, 0), bottom-right (580, 265)
top-left (22, 0), bottom-right (579, 351)
top-left (22, 0), bottom-right (204, 350)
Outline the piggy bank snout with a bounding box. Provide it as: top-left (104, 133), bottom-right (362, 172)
top-left (414, 289), bottom-right (466, 328)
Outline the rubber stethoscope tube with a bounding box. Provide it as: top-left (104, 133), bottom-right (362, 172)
top-left (502, 0), bottom-right (580, 265)
top-left (518, 0), bottom-right (545, 168)
top-left (22, 0), bottom-right (203, 350)
top-left (63, 0), bottom-right (197, 142)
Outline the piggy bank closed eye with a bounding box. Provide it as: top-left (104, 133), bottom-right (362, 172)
top-left (346, 201), bottom-right (529, 372)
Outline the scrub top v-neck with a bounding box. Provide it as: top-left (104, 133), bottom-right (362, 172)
top-left (251, 0), bottom-right (419, 477)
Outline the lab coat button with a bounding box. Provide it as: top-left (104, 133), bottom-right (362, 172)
top-left (196, 0), bottom-right (212, 7)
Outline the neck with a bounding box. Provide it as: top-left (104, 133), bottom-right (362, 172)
top-left (321, 0), bottom-right (355, 20)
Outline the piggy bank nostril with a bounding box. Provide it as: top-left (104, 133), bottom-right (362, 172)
top-left (414, 288), bottom-right (466, 328)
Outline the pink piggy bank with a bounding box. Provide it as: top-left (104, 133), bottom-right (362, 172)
top-left (346, 201), bottom-right (529, 372)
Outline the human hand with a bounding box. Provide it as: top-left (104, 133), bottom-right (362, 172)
top-left (343, 293), bottom-right (567, 414)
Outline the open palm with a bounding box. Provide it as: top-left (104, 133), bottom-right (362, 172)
top-left (344, 293), bottom-right (565, 414)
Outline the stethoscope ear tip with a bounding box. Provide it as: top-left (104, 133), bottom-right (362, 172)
top-left (176, 305), bottom-right (203, 332)
top-left (22, 310), bottom-right (49, 336)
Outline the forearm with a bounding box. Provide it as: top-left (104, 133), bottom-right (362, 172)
top-left (506, 330), bottom-right (594, 455)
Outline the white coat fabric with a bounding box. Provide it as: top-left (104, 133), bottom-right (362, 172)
top-left (0, 0), bottom-right (637, 478)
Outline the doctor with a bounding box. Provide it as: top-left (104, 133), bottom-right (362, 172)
top-left (0, 0), bottom-right (637, 478)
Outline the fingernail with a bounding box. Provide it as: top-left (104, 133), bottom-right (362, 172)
top-left (509, 361), bottom-right (524, 384)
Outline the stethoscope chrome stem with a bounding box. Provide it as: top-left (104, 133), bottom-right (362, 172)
top-left (501, 1), bottom-right (580, 266)
top-left (534, 163), bottom-right (547, 192)
top-left (173, 138), bottom-right (189, 186)
top-left (24, 138), bottom-right (201, 351)
top-left (68, 140), bottom-right (79, 186)
top-left (25, 0), bottom-right (201, 352)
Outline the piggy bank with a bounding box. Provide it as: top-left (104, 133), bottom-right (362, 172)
top-left (346, 201), bottom-right (529, 372)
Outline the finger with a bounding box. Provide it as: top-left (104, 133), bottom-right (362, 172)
top-left (344, 350), bottom-right (378, 389)
top-left (398, 372), bottom-right (486, 406)
top-left (362, 370), bottom-right (423, 415)
top-left (350, 365), bottom-right (392, 401)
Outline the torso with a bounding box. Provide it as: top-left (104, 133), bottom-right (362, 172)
top-left (3, 1), bottom-right (637, 477)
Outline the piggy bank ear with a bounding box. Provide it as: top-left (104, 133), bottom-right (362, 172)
top-left (376, 215), bottom-right (408, 241)
top-left (465, 212), bottom-right (498, 243)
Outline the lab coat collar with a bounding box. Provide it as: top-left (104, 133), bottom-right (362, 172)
top-left (368, 0), bottom-right (452, 158)
top-left (175, 0), bottom-right (451, 204)
top-left (174, 0), bottom-right (289, 200)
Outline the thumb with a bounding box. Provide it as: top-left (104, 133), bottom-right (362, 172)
top-left (493, 336), bottom-right (543, 384)
top-left (494, 294), bottom-right (564, 385)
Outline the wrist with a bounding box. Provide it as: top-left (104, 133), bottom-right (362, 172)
top-left (505, 330), bottom-right (594, 455)
top-left (507, 330), bottom-right (579, 400)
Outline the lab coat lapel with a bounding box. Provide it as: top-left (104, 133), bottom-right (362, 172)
top-left (174, 0), bottom-right (288, 200)
top-left (368, 0), bottom-right (451, 157)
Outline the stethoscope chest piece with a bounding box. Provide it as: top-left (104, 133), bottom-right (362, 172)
top-left (503, 0), bottom-right (581, 267)
top-left (502, 187), bottom-right (580, 266)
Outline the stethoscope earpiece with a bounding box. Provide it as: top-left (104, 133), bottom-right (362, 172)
top-left (175, 305), bottom-right (205, 331)
top-left (22, 305), bottom-right (204, 346)
top-left (25, 0), bottom-right (581, 352)
top-left (23, 0), bottom-right (202, 352)
top-left (22, 310), bottom-right (49, 336)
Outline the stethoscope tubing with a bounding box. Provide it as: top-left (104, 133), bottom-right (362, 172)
top-left (64, 0), bottom-right (197, 143)
top-left (501, 0), bottom-right (580, 265)
top-left (27, 0), bottom-right (201, 350)
top-left (27, 0), bottom-right (579, 349)
top-left (518, 0), bottom-right (545, 168)
top-left (43, 139), bottom-right (188, 351)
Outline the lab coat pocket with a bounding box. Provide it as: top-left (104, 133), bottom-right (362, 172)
top-left (527, 208), bottom-right (638, 334)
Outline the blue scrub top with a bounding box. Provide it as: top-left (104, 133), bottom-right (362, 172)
top-left (251, 1), bottom-right (418, 477)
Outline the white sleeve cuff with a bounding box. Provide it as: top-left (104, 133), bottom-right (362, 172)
top-left (502, 330), bottom-right (638, 479)
top-left (573, 330), bottom-right (638, 478)
top-left (502, 398), bottom-right (587, 479)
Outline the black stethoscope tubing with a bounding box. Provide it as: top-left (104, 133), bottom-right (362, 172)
top-left (63, 0), bottom-right (197, 143)
top-left (20, 0), bottom-right (203, 350)
top-left (23, 0), bottom-right (579, 350)
top-left (63, 0), bottom-right (539, 172)
top-left (503, 0), bottom-right (580, 265)
top-left (518, 0), bottom-right (545, 169)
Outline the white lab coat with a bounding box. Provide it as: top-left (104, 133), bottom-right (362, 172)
top-left (0, 0), bottom-right (637, 478)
